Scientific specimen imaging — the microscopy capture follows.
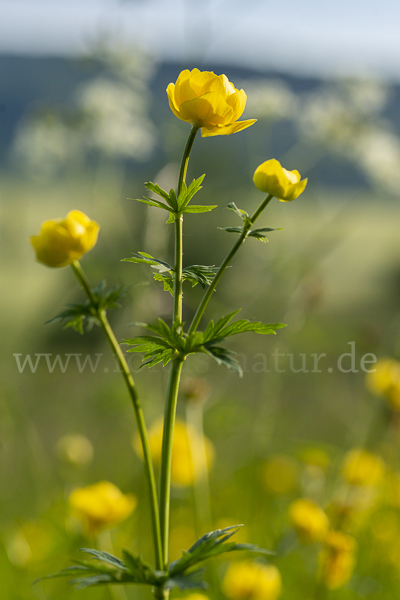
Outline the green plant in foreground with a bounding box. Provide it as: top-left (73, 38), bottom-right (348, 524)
top-left (30, 68), bottom-right (307, 599)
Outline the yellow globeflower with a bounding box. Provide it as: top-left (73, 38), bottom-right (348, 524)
top-left (166, 69), bottom-right (256, 137)
top-left (222, 561), bottom-right (282, 600)
top-left (69, 481), bottom-right (136, 534)
top-left (134, 418), bottom-right (214, 487)
top-left (341, 448), bottom-right (385, 487)
top-left (318, 530), bottom-right (356, 590)
top-left (289, 498), bottom-right (329, 544)
top-left (253, 159), bottom-right (307, 201)
top-left (365, 357), bottom-right (400, 409)
top-left (31, 210), bottom-right (99, 267)
top-left (182, 595), bottom-right (210, 600)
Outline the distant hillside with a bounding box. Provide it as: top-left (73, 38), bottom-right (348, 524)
top-left (1, 54), bottom-right (400, 188)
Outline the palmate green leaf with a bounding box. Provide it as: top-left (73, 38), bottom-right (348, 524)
top-left (220, 225), bottom-right (281, 242)
top-left (202, 344), bottom-right (243, 376)
top-left (121, 549), bottom-right (161, 585)
top-left (144, 181), bottom-right (178, 211)
top-left (47, 281), bottom-right (130, 334)
top-left (124, 319), bottom-right (183, 368)
top-left (203, 310), bottom-right (286, 343)
top-left (165, 570), bottom-right (206, 591)
top-left (128, 197), bottom-right (174, 212)
top-left (169, 526), bottom-right (272, 578)
top-left (122, 252), bottom-right (172, 273)
top-left (177, 175), bottom-right (205, 210)
top-left (154, 265), bottom-right (220, 296)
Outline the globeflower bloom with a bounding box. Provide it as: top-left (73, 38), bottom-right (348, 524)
top-left (31, 210), bottom-right (99, 267)
top-left (134, 418), bottom-right (214, 487)
top-left (318, 530), bottom-right (357, 589)
top-left (253, 159), bottom-right (307, 201)
top-left (341, 448), bottom-right (385, 487)
top-left (289, 498), bottom-right (329, 544)
top-left (69, 481), bottom-right (136, 534)
top-left (222, 561), bottom-right (282, 600)
top-left (166, 69), bottom-right (256, 137)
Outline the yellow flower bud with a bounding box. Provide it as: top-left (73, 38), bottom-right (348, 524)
top-left (288, 498), bottom-right (329, 544)
top-left (318, 530), bottom-right (356, 590)
top-left (341, 448), bottom-right (385, 487)
top-left (166, 69), bottom-right (256, 137)
top-left (222, 561), bottom-right (282, 600)
top-left (68, 481), bottom-right (136, 535)
top-left (134, 418), bottom-right (214, 487)
top-left (253, 159), bottom-right (307, 201)
top-left (30, 210), bottom-right (99, 267)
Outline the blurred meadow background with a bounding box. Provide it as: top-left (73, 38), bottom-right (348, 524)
top-left (2, 1), bottom-right (400, 599)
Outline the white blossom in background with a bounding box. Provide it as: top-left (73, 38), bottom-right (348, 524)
top-left (239, 79), bottom-right (298, 120)
top-left (77, 78), bottom-right (156, 159)
top-left (11, 44), bottom-right (157, 177)
top-left (298, 77), bottom-right (400, 194)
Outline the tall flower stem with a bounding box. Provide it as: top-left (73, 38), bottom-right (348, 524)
top-left (70, 260), bottom-right (163, 571)
top-left (159, 125), bottom-right (199, 568)
top-left (188, 194), bottom-right (273, 335)
top-left (173, 124), bottom-right (200, 323)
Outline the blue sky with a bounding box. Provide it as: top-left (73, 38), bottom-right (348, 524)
top-left (1, 0), bottom-right (399, 79)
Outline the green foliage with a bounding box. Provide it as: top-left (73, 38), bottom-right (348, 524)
top-left (124, 311), bottom-right (285, 374)
top-left (123, 252), bottom-right (220, 295)
top-left (169, 525), bottom-right (272, 577)
top-left (48, 281), bottom-right (130, 334)
top-left (39, 527), bottom-right (270, 593)
top-left (130, 176), bottom-right (216, 224)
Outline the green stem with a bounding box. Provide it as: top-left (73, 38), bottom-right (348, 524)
top-left (173, 125), bottom-right (200, 324)
top-left (158, 125), bottom-right (200, 567)
top-left (158, 357), bottom-right (184, 567)
top-left (70, 260), bottom-right (163, 571)
top-left (188, 194), bottom-right (274, 335)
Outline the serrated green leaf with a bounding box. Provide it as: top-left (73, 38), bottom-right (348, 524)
top-left (219, 226), bottom-right (245, 234)
top-left (183, 205), bottom-right (217, 214)
top-left (121, 549), bottom-right (161, 585)
top-left (128, 197), bottom-right (173, 212)
top-left (177, 174), bottom-right (206, 210)
top-left (202, 345), bottom-right (243, 376)
top-left (169, 525), bottom-right (270, 577)
top-left (80, 549), bottom-right (127, 571)
top-left (122, 252), bottom-right (172, 273)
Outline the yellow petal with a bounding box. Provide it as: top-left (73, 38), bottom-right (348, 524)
top-left (201, 119), bottom-right (257, 137)
top-left (179, 92), bottom-right (234, 125)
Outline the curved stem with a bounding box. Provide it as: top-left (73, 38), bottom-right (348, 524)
top-left (188, 194), bottom-right (273, 335)
top-left (158, 357), bottom-right (184, 567)
top-left (70, 260), bottom-right (163, 571)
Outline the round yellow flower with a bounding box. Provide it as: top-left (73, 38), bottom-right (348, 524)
top-left (31, 210), bottom-right (99, 267)
top-left (262, 455), bottom-right (299, 495)
top-left (166, 68), bottom-right (256, 137)
top-left (222, 561), bottom-right (282, 600)
top-left (69, 481), bottom-right (136, 534)
top-left (318, 530), bottom-right (356, 590)
top-left (341, 448), bottom-right (385, 487)
top-left (253, 159), bottom-right (307, 201)
top-left (365, 357), bottom-right (400, 409)
top-left (134, 418), bottom-right (214, 487)
top-left (289, 498), bottom-right (329, 544)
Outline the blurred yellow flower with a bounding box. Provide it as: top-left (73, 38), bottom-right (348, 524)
top-left (31, 210), bottom-right (99, 267)
top-left (56, 433), bottom-right (94, 467)
top-left (262, 455), bottom-right (299, 494)
top-left (166, 69), bottom-right (256, 137)
top-left (182, 594), bottom-right (210, 600)
top-left (253, 159), bottom-right (307, 201)
top-left (222, 561), bottom-right (282, 600)
top-left (134, 418), bottom-right (214, 487)
top-left (318, 530), bottom-right (356, 590)
top-left (365, 357), bottom-right (400, 409)
top-left (69, 481), bottom-right (136, 534)
top-left (289, 498), bottom-right (329, 544)
top-left (341, 448), bottom-right (385, 487)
